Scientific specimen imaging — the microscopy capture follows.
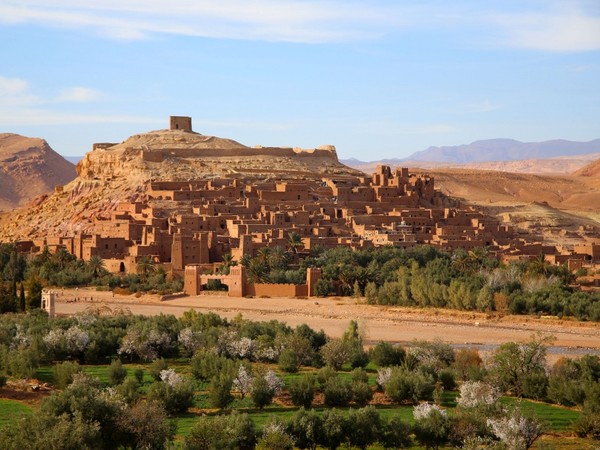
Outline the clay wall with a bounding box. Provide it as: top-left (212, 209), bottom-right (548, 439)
top-left (247, 283), bottom-right (308, 297)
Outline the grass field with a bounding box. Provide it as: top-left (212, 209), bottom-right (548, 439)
top-left (0, 360), bottom-right (583, 449)
top-left (0, 399), bottom-right (32, 429)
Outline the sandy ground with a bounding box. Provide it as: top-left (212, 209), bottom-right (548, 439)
top-left (55, 288), bottom-right (600, 363)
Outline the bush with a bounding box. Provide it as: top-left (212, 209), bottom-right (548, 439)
top-left (321, 409), bottom-right (347, 450)
top-left (413, 404), bottom-right (451, 450)
top-left (134, 368), bottom-right (144, 384)
top-left (287, 408), bottom-right (324, 450)
top-left (116, 378), bottom-right (140, 405)
top-left (184, 411), bottom-right (255, 450)
top-left (316, 365), bottom-right (337, 387)
top-left (191, 350), bottom-right (237, 381)
top-left (146, 378), bottom-right (195, 414)
top-left (251, 376), bottom-right (275, 409)
top-left (107, 359), bottom-right (127, 386)
top-left (379, 415), bottom-right (411, 449)
top-left (369, 341), bottom-right (405, 367)
top-left (52, 361), bottom-right (82, 389)
top-left (323, 376), bottom-right (352, 407)
top-left (384, 368), bottom-right (435, 404)
top-left (352, 381), bottom-right (373, 407)
top-left (351, 367), bottom-right (368, 384)
top-left (208, 373), bottom-right (234, 409)
top-left (288, 374), bottom-right (315, 409)
top-left (346, 406), bottom-right (381, 449)
top-left (149, 358), bottom-right (168, 381)
top-left (278, 348), bottom-right (300, 373)
top-left (438, 368), bottom-right (456, 391)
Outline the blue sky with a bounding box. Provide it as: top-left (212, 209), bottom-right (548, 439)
top-left (1, 0), bottom-right (599, 160)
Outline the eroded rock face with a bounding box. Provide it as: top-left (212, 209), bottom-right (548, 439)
top-left (0, 129), bottom-right (361, 241)
top-left (0, 133), bottom-right (77, 211)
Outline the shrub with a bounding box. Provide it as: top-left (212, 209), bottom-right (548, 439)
top-left (251, 376), bottom-right (275, 409)
top-left (351, 367), bottom-right (368, 384)
top-left (352, 381), bottom-right (373, 407)
top-left (257, 419), bottom-right (294, 450)
top-left (287, 408), bottom-right (324, 450)
top-left (316, 365), bottom-right (337, 387)
top-left (321, 409), bottom-right (347, 450)
top-left (208, 373), bottom-right (234, 409)
top-left (320, 339), bottom-right (351, 370)
top-left (107, 359), bottom-right (127, 386)
top-left (278, 348), bottom-right (300, 373)
top-left (134, 368), bottom-right (144, 384)
top-left (149, 358), bottom-right (168, 381)
top-left (369, 341), bottom-right (405, 367)
top-left (52, 361), bottom-right (82, 389)
top-left (323, 376), bottom-right (352, 407)
top-left (116, 378), bottom-right (140, 405)
top-left (288, 374), bottom-right (315, 409)
top-left (184, 411), bottom-right (256, 450)
top-left (346, 406), bottom-right (381, 450)
top-left (438, 368), bottom-right (456, 391)
top-left (413, 403), bottom-right (451, 450)
top-left (379, 415), bottom-right (411, 449)
top-left (147, 378), bottom-right (195, 414)
top-left (384, 368), bottom-right (435, 404)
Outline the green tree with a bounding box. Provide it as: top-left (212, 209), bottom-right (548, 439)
top-left (107, 359), bottom-right (127, 386)
top-left (251, 375), bottom-right (275, 409)
top-left (287, 408), bottom-right (323, 450)
top-left (208, 373), bottom-right (234, 409)
top-left (288, 374), bottom-right (315, 409)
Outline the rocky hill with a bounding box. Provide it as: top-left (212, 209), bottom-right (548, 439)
top-left (0, 133), bottom-right (77, 211)
top-left (0, 125), bottom-right (362, 240)
top-left (573, 158), bottom-right (600, 177)
top-left (344, 152), bottom-right (600, 175)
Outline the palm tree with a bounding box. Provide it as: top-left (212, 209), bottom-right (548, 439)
top-left (219, 253), bottom-right (237, 275)
top-left (268, 246), bottom-right (289, 271)
top-left (136, 256), bottom-right (157, 280)
top-left (88, 255), bottom-right (106, 278)
top-left (256, 247), bottom-right (271, 263)
top-left (287, 232), bottom-right (304, 254)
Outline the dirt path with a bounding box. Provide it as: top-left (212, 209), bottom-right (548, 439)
top-left (56, 288), bottom-right (600, 362)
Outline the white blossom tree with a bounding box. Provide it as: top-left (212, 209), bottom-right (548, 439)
top-left (457, 381), bottom-right (500, 409)
top-left (233, 365), bottom-right (254, 399)
top-left (487, 408), bottom-right (543, 450)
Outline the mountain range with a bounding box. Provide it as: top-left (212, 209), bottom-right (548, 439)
top-left (342, 138), bottom-right (600, 168)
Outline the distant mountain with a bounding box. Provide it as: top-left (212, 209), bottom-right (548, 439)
top-left (64, 155), bottom-right (84, 165)
top-left (0, 133), bottom-right (77, 211)
top-left (406, 138), bottom-right (600, 163)
top-left (342, 138), bottom-right (600, 174)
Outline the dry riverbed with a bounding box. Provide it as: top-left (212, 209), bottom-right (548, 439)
top-left (55, 288), bottom-right (600, 363)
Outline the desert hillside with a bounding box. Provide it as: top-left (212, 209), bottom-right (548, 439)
top-left (573, 157), bottom-right (600, 177)
top-left (344, 152), bottom-right (600, 175)
top-left (428, 168), bottom-right (600, 243)
top-left (0, 133), bottom-right (77, 211)
top-left (0, 127), bottom-right (362, 240)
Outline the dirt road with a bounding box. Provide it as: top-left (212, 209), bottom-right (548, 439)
top-left (56, 289), bottom-right (600, 361)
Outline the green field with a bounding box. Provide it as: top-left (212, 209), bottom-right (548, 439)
top-left (0, 399), bottom-right (32, 429)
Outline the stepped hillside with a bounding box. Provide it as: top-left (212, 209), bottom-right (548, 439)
top-left (0, 122), bottom-right (362, 240)
top-left (0, 133), bottom-right (77, 211)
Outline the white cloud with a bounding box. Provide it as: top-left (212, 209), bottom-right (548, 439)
top-left (0, 74), bottom-right (156, 126)
top-left (0, 0), bottom-right (397, 43)
top-left (0, 108), bottom-right (161, 126)
top-left (57, 87), bottom-right (102, 102)
top-left (490, 7), bottom-right (600, 52)
top-left (0, 75), bottom-right (29, 96)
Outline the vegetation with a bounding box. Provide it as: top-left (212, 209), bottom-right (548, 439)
top-left (0, 307), bottom-right (596, 448)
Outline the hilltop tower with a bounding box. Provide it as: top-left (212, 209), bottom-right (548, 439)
top-left (170, 116), bottom-right (192, 132)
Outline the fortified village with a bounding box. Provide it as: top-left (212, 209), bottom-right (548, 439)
top-left (10, 117), bottom-right (600, 297)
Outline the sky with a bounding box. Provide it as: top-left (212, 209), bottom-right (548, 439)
top-left (1, 0), bottom-right (599, 160)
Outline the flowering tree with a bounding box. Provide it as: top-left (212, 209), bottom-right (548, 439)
top-left (44, 326), bottom-right (90, 359)
top-left (457, 381), bottom-right (500, 409)
top-left (376, 367), bottom-right (393, 389)
top-left (487, 408), bottom-right (543, 450)
top-left (233, 365), bottom-right (254, 399)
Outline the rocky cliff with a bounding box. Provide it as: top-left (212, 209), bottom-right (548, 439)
top-left (0, 128), bottom-right (361, 240)
top-left (0, 133), bottom-right (77, 211)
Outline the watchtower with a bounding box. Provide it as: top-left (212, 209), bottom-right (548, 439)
top-left (41, 290), bottom-right (55, 318)
top-left (170, 116), bottom-right (192, 132)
